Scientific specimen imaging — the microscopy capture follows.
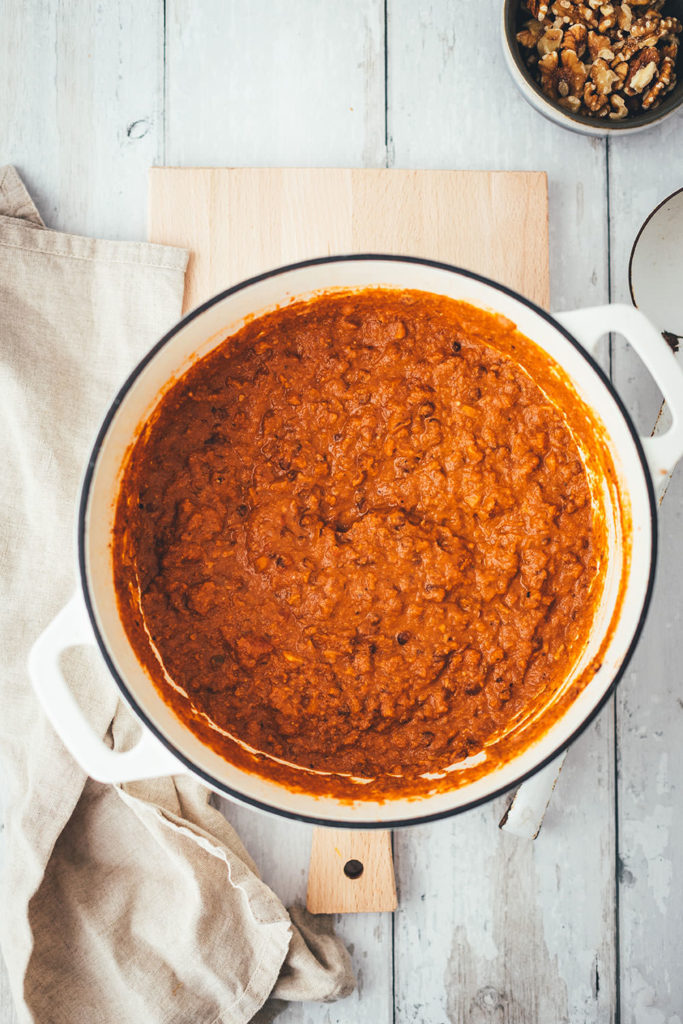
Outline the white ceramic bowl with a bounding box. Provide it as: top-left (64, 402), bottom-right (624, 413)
top-left (501, 0), bottom-right (683, 137)
top-left (29, 256), bottom-right (683, 827)
top-left (630, 187), bottom-right (683, 342)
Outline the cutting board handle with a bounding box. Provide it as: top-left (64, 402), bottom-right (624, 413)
top-left (306, 827), bottom-right (397, 914)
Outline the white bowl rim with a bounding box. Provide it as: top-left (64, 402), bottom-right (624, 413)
top-left (77, 253), bottom-right (659, 829)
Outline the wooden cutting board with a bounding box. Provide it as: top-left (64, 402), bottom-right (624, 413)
top-left (149, 168), bottom-right (549, 315)
top-left (148, 166), bottom-right (549, 914)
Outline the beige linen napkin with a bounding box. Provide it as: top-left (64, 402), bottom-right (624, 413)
top-left (0, 166), bottom-right (353, 1024)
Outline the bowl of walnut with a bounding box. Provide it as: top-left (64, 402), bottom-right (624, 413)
top-left (503, 0), bottom-right (683, 134)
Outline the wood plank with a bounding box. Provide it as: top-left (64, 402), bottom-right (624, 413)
top-left (0, 0), bottom-right (162, 240)
top-left (386, 1), bottom-right (615, 1020)
top-left (164, 0), bottom-right (386, 170)
top-left (386, 0), bottom-right (607, 315)
top-left (608, 126), bottom-right (683, 1020)
top-left (149, 166), bottom-right (549, 313)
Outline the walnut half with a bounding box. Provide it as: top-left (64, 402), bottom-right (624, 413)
top-left (539, 48), bottom-right (589, 98)
top-left (527, 0), bottom-right (551, 19)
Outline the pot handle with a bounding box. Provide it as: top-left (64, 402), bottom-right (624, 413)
top-left (556, 304), bottom-right (683, 495)
top-left (28, 592), bottom-right (186, 783)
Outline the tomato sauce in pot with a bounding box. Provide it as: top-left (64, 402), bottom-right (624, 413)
top-left (113, 289), bottom-right (613, 799)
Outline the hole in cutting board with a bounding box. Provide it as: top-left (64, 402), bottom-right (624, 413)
top-left (343, 859), bottom-right (364, 879)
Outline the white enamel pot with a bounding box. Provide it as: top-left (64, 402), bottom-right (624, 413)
top-left (28, 256), bottom-right (683, 827)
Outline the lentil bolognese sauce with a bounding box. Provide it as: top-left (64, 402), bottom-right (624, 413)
top-left (113, 289), bottom-right (615, 799)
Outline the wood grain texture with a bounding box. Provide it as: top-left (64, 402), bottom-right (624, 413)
top-left (149, 166), bottom-right (549, 313)
top-left (386, 0), bottom-right (608, 315)
top-left (386, 1), bottom-right (616, 1020)
top-left (307, 830), bottom-right (397, 914)
top-left (0, 0), bottom-right (162, 240)
top-left (165, 0), bottom-right (386, 169)
top-left (608, 120), bottom-right (683, 1023)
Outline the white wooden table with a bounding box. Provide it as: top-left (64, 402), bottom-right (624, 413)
top-left (3, 2), bottom-right (683, 1021)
